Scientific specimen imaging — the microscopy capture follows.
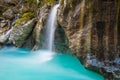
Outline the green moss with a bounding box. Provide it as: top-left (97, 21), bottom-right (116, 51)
top-left (14, 12), bottom-right (34, 27)
top-left (23, 0), bottom-right (56, 10)
top-left (21, 7), bottom-right (29, 13)
top-left (39, 0), bottom-right (56, 6)
top-left (21, 12), bottom-right (34, 18)
top-left (60, 0), bottom-right (64, 4)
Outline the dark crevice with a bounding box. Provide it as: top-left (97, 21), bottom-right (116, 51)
top-left (54, 23), bottom-right (72, 53)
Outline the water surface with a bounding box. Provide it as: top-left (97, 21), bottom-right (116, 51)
top-left (0, 47), bottom-right (104, 80)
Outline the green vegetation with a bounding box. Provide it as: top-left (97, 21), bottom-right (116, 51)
top-left (13, 0), bottom-right (56, 27)
top-left (23, 0), bottom-right (56, 8)
top-left (14, 12), bottom-right (34, 27)
top-left (39, 0), bottom-right (56, 6)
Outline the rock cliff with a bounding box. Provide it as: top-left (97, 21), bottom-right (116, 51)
top-left (57, 0), bottom-right (120, 79)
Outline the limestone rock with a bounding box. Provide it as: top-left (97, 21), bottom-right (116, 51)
top-left (9, 19), bottom-right (36, 47)
top-left (0, 34), bottom-right (9, 43)
top-left (2, 9), bottom-right (15, 20)
top-left (0, 29), bottom-right (12, 44)
top-left (32, 5), bottom-right (49, 50)
top-left (57, 0), bottom-right (120, 79)
top-left (0, 20), bottom-right (11, 34)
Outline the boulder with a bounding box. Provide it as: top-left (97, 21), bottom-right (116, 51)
top-left (9, 19), bottom-right (36, 47)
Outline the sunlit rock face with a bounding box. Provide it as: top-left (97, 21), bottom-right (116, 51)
top-left (57, 0), bottom-right (120, 79)
top-left (32, 5), bottom-right (49, 50)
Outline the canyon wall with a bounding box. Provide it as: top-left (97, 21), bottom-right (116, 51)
top-left (57, 0), bottom-right (120, 79)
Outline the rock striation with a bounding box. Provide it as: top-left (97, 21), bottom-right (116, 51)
top-left (57, 0), bottom-right (120, 79)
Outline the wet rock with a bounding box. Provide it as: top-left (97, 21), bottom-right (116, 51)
top-left (9, 19), bottom-right (36, 47)
top-left (57, 0), bottom-right (120, 79)
top-left (2, 9), bottom-right (15, 20)
top-left (86, 53), bottom-right (120, 79)
top-left (0, 29), bottom-right (12, 44)
top-left (0, 34), bottom-right (9, 43)
top-left (32, 5), bottom-right (49, 50)
top-left (57, 0), bottom-right (83, 54)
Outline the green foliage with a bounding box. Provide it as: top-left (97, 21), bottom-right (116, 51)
top-left (12, 0), bottom-right (57, 27)
top-left (23, 0), bottom-right (56, 8)
top-left (14, 12), bottom-right (34, 27)
top-left (21, 0), bottom-right (56, 18)
top-left (39, 0), bottom-right (56, 6)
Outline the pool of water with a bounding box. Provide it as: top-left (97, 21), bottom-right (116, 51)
top-left (0, 47), bottom-right (104, 80)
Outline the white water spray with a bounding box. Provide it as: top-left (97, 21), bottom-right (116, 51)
top-left (44, 4), bottom-right (59, 51)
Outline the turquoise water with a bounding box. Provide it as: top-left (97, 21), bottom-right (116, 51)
top-left (0, 47), bottom-right (104, 80)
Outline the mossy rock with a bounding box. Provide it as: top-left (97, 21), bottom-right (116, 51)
top-left (9, 19), bottom-right (36, 47)
top-left (39, 0), bottom-right (56, 7)
top-left (14, 12), bottom-right (34, 27)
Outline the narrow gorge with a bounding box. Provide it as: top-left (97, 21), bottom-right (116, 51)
top-left (0, 0), bottom-right (120, 80)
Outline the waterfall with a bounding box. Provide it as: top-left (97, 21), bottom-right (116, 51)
top-left (44, 4), bottom-right (59, 51)
top-left (6, 29), bottom-right (12, 35)
top-left (36, 0), bottom-right (39, 4)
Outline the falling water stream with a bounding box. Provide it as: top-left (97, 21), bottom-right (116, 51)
top-left (0, 4), bottom-right (104, 80)
top-left (44, 4), bottom-right (59, 51)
